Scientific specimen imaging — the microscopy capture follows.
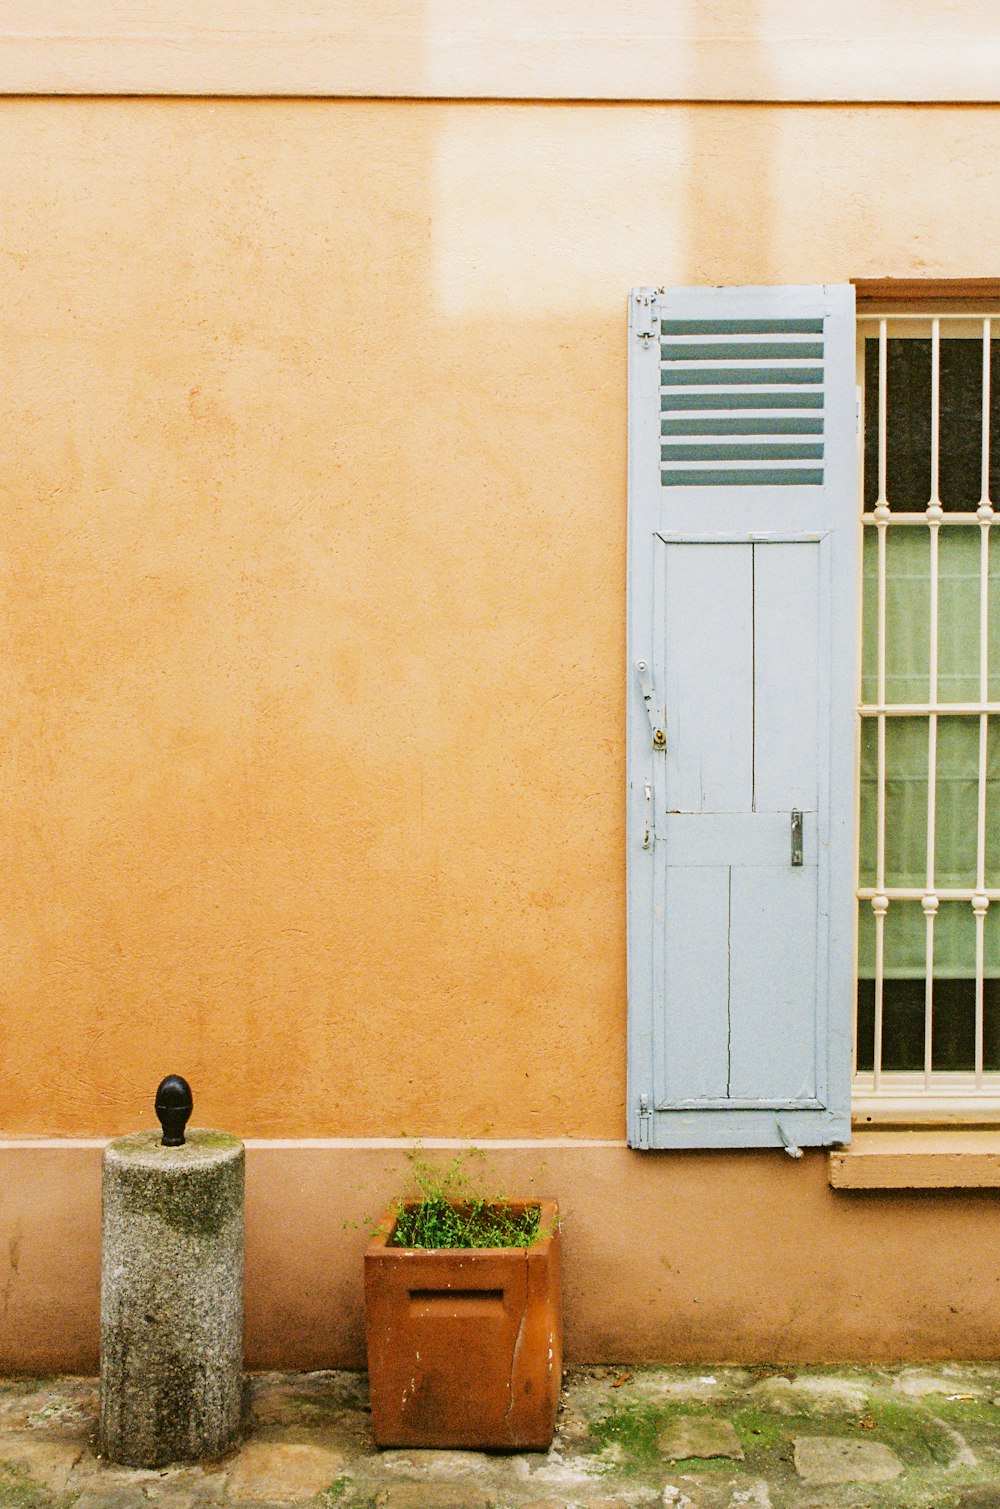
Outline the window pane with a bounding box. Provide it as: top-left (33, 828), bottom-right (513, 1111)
top-left (858, 720), bottom-right (877, 889)
top-left (884, 897), bottom-right (926, 978)
top-left (861, 526), bottom-right (878, 705)
top-left (884, 718), bottom-right (928, 888)
top-left (936, 716), bottom-right (979, 887)
top-left (940, 340), bottom-right (989, 511)
top-left (857, 897), bottom-right (874, 980)
top-left (930, 906), bottom-right (980, 1070)
top-left (938, 529), bottom-right (981, 703)
top-left (986, 718), bottom-right (1000, 885)
top-left (855, 979), bottom-right (921, 1070)
top-left (863, 337), bottom-right (1000, 513)
top-left (858, 975), bottom-right (1000, 1071)
top-left (859, 718), bottom-right (933, 889)
top-left (934, 898), bottom-right (977, 979)
top-left (885, 528), bottom-right (929, 704)
top-left (856, 899), bottom-right (923, 1071)
top-left (988, 531), bottom-right (1000, 701)
top-left (859, 521), bottom-right (932, 707)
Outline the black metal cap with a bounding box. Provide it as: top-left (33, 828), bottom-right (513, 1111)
top-left (154, 1075), bottom-right (193, 1147)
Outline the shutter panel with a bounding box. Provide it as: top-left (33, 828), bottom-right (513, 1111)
top-left (627, 285), bottom-right (856, 1151)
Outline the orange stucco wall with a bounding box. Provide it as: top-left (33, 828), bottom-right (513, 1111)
top-left (4, 1141), bottom-right (1000, 1373)
top-left (7, 3), bottom-right (1000, 100)
top-left (5, 100), bottom-right (1000, 1138)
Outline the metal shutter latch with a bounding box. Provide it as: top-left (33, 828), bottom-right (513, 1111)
top-left (635, 660), bottom-right (666, 750)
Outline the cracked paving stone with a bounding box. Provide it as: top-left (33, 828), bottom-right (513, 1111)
top-left (138, 1469), bottom-right (230, 1505)
top-left (0, 1384), bottom-right (98, 1436)
top-left (523, 1496), bottom-right (663, 1509)
top-left (728, 1485), bottom-right (773, 1508)
top-left (71, 1489), bottom-right (149, 1509)
top-left (511, 1453), bottom-right (605, 1490)
top-left (894, 1368), bottom-right (985, 1399)
top-left (248, 1372), bottom-right (367, 1433)
top-left (225, 1442), bottom-right (346, 1502)
top-left (378, 1450), bottom-right (493, 1480)
top-left (572, 1495), bottom-right (661, 1508)
top-left (373, 1485), bottom-right (495, 1509)
top-left (0, 1432), bottom-right (85, 1490)
top-left (141, 1478), bottom-right (230, 1509)
top-left (658, 1417), bottom-right (744, 1462)
top-left (747, 1375), bottom-right (868, 1414)
top-left (635, 1372), bottom-right (752, 1402)
top-left (661, 1483), bottom-right (755, 1509)
top-left (793, 1436), bottom-right (903, 1485)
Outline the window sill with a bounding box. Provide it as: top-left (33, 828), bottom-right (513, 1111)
top-left (829, 1129), bottom-right (1000, 1188)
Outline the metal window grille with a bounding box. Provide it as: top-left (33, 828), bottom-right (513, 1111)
top-left (854, 312), bottom-right (1000, 1121)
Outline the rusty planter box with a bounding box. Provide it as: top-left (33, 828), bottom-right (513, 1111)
top-left (364, 1199), bottom-right (562, 1450)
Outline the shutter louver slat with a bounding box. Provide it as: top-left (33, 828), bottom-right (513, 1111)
top-left (663, 390), bottom-right (825, 410)
top-left (663, 319), bottom-right (825, 334)
top-left (662, 444), bottom-right (824, 461)
top-left (662, 416), bottom-right (825, 435)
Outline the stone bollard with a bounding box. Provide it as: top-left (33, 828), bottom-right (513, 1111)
top-left (99, 1077), bottom-right (245, 1467)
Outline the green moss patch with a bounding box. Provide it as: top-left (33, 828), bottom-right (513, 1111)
top-left (731, 1404), bottom-right (802, 1454)
top-left (861, 1398), bottom-right (956, 1466)
top-left (318, 1477), bottom-right (352, 1505)
top-left (0, 1462), bottom-right (72, 1509)
top-left (586, 1381), bottom-right (964, 1484)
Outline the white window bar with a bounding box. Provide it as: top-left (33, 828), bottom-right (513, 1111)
top-left (923, 319), bottom-right (942, 1091)
top-left (862, 513), bottom-right (990, 525)
top-left (855, 312), bottom-right (1000, 1118)
top-left (860, 703), bottom-right (1000, 716)
top-left (975, 321), bottom-right (993, 1088)
top-left (873, 317), bottom-right (889, 1092)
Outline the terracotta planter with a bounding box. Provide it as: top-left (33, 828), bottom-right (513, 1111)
top-left (364, 1198), bottom-right (562, 1449)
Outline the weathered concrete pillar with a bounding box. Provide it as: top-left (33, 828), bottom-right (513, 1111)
top-left (99, 1085), bottom-right (244, 1468)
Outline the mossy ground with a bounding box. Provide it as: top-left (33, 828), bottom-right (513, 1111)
top-left (0, 1463), bottom-right (72, 1509)
top-left (577, 1365), bottom-right (1000, 1505)
top-left (4, 1367), bottom-right (1000, 1508)
top-left (317, 1478), bottom-right (352, 1505)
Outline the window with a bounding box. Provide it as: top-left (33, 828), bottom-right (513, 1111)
top-left (854, 295), bottom-right (1000, 1120)
top-left (628, 282), bottom-right (1000, 1146)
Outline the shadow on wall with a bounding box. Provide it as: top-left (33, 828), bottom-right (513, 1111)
top-left (682, 0), bottom-right (775, 285)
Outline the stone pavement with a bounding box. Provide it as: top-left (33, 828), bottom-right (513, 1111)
top-left (4, 1365), bottom-right (1000, 1509)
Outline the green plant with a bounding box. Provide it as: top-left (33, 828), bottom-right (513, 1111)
top-left (317, 1477), bottom-right (351, 1505)
top-left (384, 1144), bottom-right (546, 1250)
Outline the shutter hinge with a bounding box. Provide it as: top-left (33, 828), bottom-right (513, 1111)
top-left (790, 808), bottom-right (803, 866)
top-left (776, 1116), bottom-right (803, 1159)
top-left (637, 1094), bottom-right (652, 1149)
top-left (633, 290), bottom-right (658, 347)
top-left (635, 660), bottom-right (667, 750)
top-left (642, 777), bottom-right (655, 850)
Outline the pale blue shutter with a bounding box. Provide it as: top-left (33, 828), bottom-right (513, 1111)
top-left (627, 285), bottom-right (856, 1151)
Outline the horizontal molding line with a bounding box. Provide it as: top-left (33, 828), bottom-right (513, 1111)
top-left (5, 19), bottom-right (1000, 102)
top-left (10, 91), bottom-right (1000, 105)
top-left (0, 1136), bottom-right (628, 1151)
